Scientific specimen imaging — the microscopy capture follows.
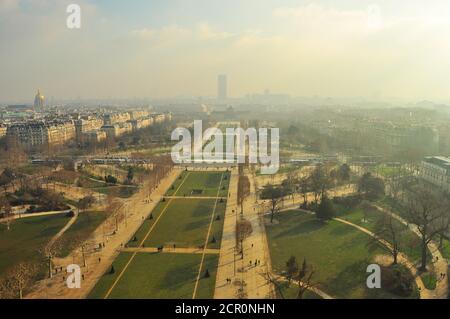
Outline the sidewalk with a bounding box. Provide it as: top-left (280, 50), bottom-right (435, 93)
top-left (214, 169), bottom-right (275, 299)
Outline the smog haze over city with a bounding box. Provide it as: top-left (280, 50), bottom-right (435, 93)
top-left (1, 0), bottom-right (450, 312)
top-left (3, 0), bottom-right (450, 103)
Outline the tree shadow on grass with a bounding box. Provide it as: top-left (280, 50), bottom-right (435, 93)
top-left (155, 258), bottom-right (199, 296)
top-left (274, 219), bottom-right (325, 239)
top-left (184, 219), bottom-right (209, 231)
top-left (325, 259), bottom-right (371, 298)
top-left (327, 222), bottom-right (353, 237)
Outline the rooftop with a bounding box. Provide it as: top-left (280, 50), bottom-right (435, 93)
top-left (424, 156), bottom-right (450, 170)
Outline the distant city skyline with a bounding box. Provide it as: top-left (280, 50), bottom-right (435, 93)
top-left (217, 75), bottom-right (227, 101)
top-left (2, 1), bottom-right (450, 102)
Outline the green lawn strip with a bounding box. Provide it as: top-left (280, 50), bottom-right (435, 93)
top-left (195, 254), bottom-right (219, 299)
top-left (97, 252), bottom-right (203, 299)
top-left (217, 172), bottom-right (231, 197)
top-left (57, 211), bottom-right (108, 257)
top-left (87, 252), bottom-right (134, 299)
top-left (16, 164), bottom-right (53, 175)
top-left (0, 214), bottom-right (70, 278)
top-left (126, 200), bottom-right (171, 247)
top-left (207, 200), bottom-right (227, 249)
top-left (421, 272), bottom-right (437, 290)
top-left (143, 199), bottom-right (216, 248)
top-left (437, 237), bottom-right (450, 259)
top-left (266, 210), bottom-right (416, 299)
top-left (165, 171), bottom-right (189, 196)
top-left (170, 171), bottom-right (226, 197)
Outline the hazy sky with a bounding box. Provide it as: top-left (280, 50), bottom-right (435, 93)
top-left (2, 0), bottom-right (450, 102)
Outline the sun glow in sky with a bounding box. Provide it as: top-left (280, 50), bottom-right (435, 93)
top-left (2, 0), bottom-right (450, 102)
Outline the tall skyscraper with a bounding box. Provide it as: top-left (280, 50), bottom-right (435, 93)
top-left (34, 89), bottom-right (45, 110)
top-left (217, 74), bottom-right (227, 101)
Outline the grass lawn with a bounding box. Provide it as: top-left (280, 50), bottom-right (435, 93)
top-left (335, 204), bottom-right (425, 265)
top-left (16, 164), bottom-right (53, 175)
top-left (0, 214), bottom-right (69, 278)
top-left (438, 238), bottom-right (450, 259)
top-left (207, 199), bottom-right (226, 249)
top-left (89, 252), bottom-right (217, 299)
top-left (421, 272), bottom-right (437, 290)
top-left (128, 198), bottom-right (226, 249)
top-left (266, 210), bottom-right (417, 299)
top-left (142, 199), bottom-right (217, 248)
top-left (166, 171), bottom-right (229, 197)
top-left (58, 211), bottom-right (108, 257)
top-left (127, 200), bottom-right (171, 247)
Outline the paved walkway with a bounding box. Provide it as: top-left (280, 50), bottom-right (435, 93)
top-left (240, 171), bottom-right (275, 298)
top-left (215, 170), bottom-right (275, 299)
top-left (214, 168), bottom-right (239, 298)
top-left (45, 206), bottom-right (78, 250)
top-left (25, 167), bottom-right (182, 299)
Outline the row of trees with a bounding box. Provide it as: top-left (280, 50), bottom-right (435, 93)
top-left (261, 164), bottom-right (352, 223)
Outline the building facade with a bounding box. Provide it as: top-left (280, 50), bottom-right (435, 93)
top-left (419, 156), bottom-right (450, 192)
top-left (7, 120), bottom-right (75, 150)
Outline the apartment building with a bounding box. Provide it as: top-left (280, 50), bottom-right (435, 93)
top-left (101, 122), bottom-right (133, 139)
top-left (419, 156), bottom-right (450, 192)
top-left (7, 120), bottom-right (75, 150)
top-left (103, 112), bottom-right (131, 125)
top-left (74, 116), bottom-right (104, 144)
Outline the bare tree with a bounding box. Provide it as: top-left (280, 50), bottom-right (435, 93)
top-left (40, 240), bottom-right (63, 279)
top-left (77, 195), bottom-right (96, 213)
top-left (308, 165), bottom-right (331, 204)
top-left (369, 214), bottom-right (405, 265)
top-left (261, 184), bottom-right (284, 223)
top-left (295, 258), bottom-right (316, 299)
top-left (285, 256), bottom-right (298, 283)
top-left (237, 175), bottom-right (250, 214)
top-left (298, 176), bottom-right (310, 207)
top-left (283, 171), bottom-right (298, 205)
top-left (405, 187), bottom-right (450, 271)
top-left (236, 218), bottom-right (253, 259)
top-left (0, 262), bottom-right (37, 299)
